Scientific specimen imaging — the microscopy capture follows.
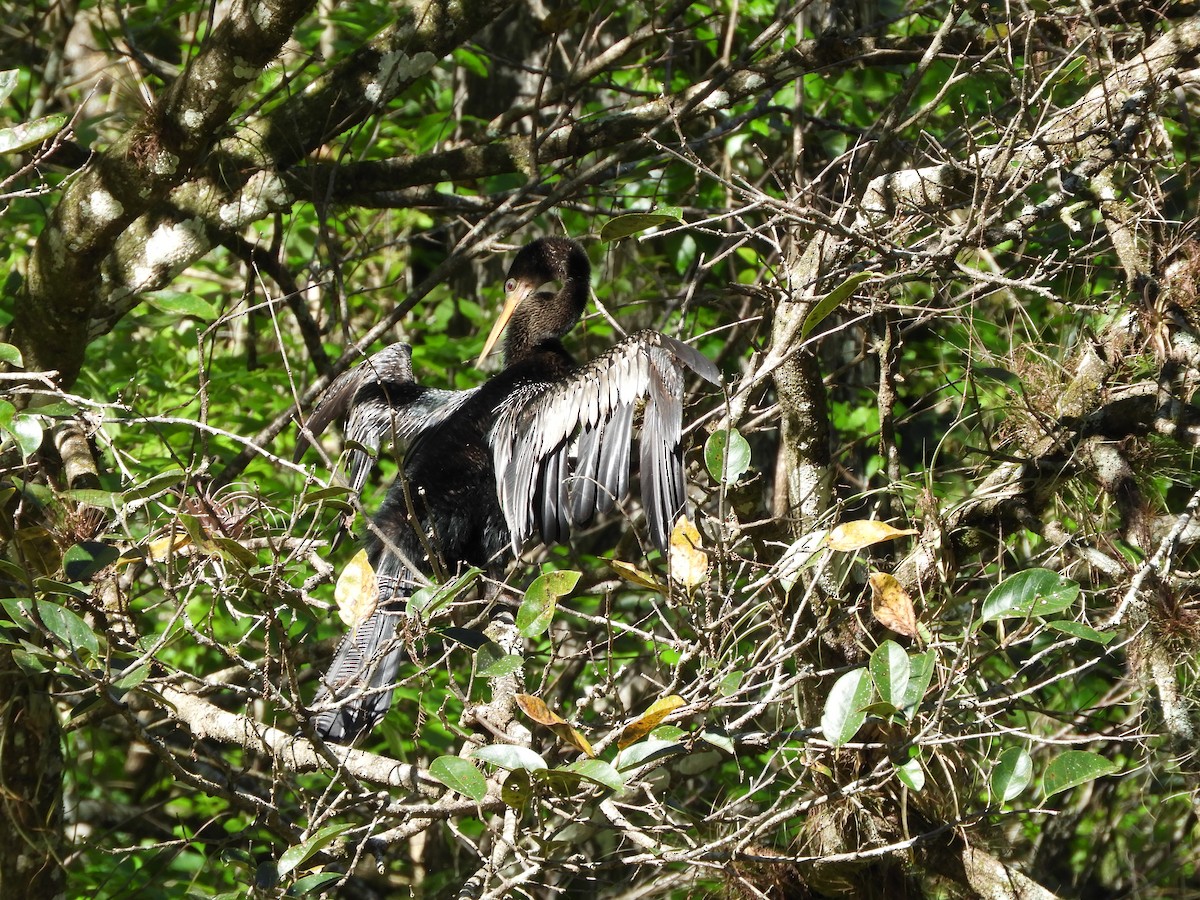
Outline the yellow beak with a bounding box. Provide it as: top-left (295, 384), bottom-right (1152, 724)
top-left (477, 282), bottom-right (534, 366)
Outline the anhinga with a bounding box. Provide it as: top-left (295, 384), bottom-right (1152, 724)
top-left (296, 237), bottom-right (719, 741)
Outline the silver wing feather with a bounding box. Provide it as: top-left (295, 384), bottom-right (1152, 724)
top-left (491, 331), bottom-right (719, 553)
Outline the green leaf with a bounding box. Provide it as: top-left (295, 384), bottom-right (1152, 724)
top-left (292, 873), bottom-right (343, 894)
top-left (112, 663), bottom-right (150, 691)
top-left (901, 649), bottom-right (936, 718)
top-left (0, 69), bottom-right (18, 106)
top-left (0, 341), bottom-right (22, 367)
top-left (60, 489), bottom-right (122, 510)
top-left (718, 670), bottom-right (744, 697)
top-left (801, 272), bottom-right (872, 338)
top-left (63, 542), bottom-right (120, 582)
top-left (1042, 750), bottom-right (1117, 798)
top-left (501, 768), bottom-right (532, 809)
top-left (516, 569), bottom-right (580, 638)
top-left (121, 468), bottom-right (186, 503)
top-left (0, 113), bottom-right (67, 154)
top-left (408, 567), bottom-right (482, 623)
top-left (276, 823), bottom-right (354, 878)
top-left (36, 599), bottom-right (99, 658)
top-left (982, 569), bottom-right (1080, 621)
top-left (0, 399), bottom-right (14, 428)
top-left (992, 747), bottom-right (1033, 803)
top-left (1046, 620), bottom-right (1116, 645)
top-left (474, 641), bottom-right (524, 678)
top-left (704, 428), bottom-right (751, 483)
top-left (869, 640), bottom-right (910, 709)
top-left (563, 759), bottom-right (626, 791)
top-left (472, 744), bottom-right (548, 772)
top-left (600, 209), bottom-right (684, 242)
top-left (145, 291), bottom-right (219, 320)
top-left (5, 414), bottom-right (42, 458)
top-left (896, 757), bottom-right (925, 792)
top-left (820, 668), bottom-right (873, 747)
top-left (429, 755), bottom-right (488, 800)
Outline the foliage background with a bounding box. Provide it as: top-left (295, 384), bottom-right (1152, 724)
top-left (1, 1), bottom-right (1198, 897)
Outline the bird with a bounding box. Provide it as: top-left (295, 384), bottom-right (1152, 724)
top-left (295, 236), bottom-right (720, 742)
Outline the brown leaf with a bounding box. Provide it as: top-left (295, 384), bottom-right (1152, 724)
top-left (868, 571), bottom-right (919, 638)
top-left (668, 516), bottom-right (708, 589)
top-left (516, 693), bottom-right (595, 757)
top-left (827, 520), bottom-right (918, 552)
top-left (609, 558), bottom-right (667, 593)
top-left (617, 695), bottom-right (685, 749)
top-left (335, 549), bottom-right (379, 627)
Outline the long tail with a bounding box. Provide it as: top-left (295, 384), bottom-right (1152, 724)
top-left (311, 570), bottom-right (415, 742)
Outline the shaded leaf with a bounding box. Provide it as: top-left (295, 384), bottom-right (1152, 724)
top-left (618, 695), bottom-right (685, 749)
top-left (474, 642), bottom-right (523, 678)
top-left (1046, 620), bottom-right (1116, 645)
top-left (0, 69), bottom-right (17, 106)
top-left (429, 756), bottom-right (488, 801)
top-left (827, 520), bottom-right (918, 551)
top-left (63, 542), bottom-right (119, 582)
top-left (36, 599), bottom-right (99, 658)
top-left (868, 572), bottom-right (919, 637)
top-left (409, 566), bottom-right (482, 623)
top-left (668, 516), bottom-right (708, 589)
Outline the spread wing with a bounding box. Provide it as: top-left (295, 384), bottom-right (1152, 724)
top-left (294, 342), bottom-right (470, 495)
top-left (491, 331), bottom-right (720, 553)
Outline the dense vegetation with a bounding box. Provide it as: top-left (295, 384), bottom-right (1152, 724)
top-left (1, 1), bottom-right (1198, 897)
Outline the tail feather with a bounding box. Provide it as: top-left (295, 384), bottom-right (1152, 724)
top-left (311, 572), bottom-right (414, 742)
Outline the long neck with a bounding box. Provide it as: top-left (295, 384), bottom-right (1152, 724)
top-left (503, 279), bottom-right (588, 365)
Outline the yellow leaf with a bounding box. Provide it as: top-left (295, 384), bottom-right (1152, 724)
top-left (618, 695), bottom-right (685, 749)
top-left (668, 516), bottom-right (708, 589)
top-left (335, 549), bottom-right (379, 627)
top-left (515, 694), bottom-right (595, 757)
top-left (826, 520), bottom-right (918, 552)
top-left (868, 572), bottom-right (919, 638)
top-left (146, 531), bottom-right (193, 562)
top-left (609, 559), bottom-right (666, 592)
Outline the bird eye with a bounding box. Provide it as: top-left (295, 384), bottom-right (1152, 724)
top-left (504, 278), bottom-right (517, 293)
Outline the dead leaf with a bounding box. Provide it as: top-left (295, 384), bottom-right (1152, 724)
top-left (868, 571), bottom-right (919, 638)
top-left (669, 517), bottom-right (708, 589)
top-left (335, 549), bottom-right (379, 627)
top-left (617, 695), bottom-right (685, 749)
top-left (826, 520), bottom-right (918, 552)
top-left (515, 693), bottom-right (595, 757)
top-left (609, 559), bottom-right (667, 593)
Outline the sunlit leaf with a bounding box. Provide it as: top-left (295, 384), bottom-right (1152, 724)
top-left (472, 744), bottom-right (549, 772)
top-left (408, 566), bottom-right (481, 622)
top-left (0, 341), bottom-right (22, 367)
top-left (992, 747), bottom-right (1033, 803)
top-left (429, 756), bottom-right (488, 801)
top-left (902, 650), bottom-right (936, 718)
top-left (600, 209), bottom-right (684, 242)
top-left (821, 668), bottom-right (872, 747)
top-left (515, 693), bottom-right (595, 757)
top-left (981, 569), bottom-right (1080, 622)
top-left (704, 428), bottom-right (751, 483)
top-left (897, 756), bottom-right (925, 792)
top-left (801, 272), bottom-right (873, 338)
top-left (868, 572), bottom-right (919, 638)
top-left (516, 569), bottom-right (580, 637)
top-left (277, 823), bottom-right (354, 878)
top-left (668, 516), bottom-right (708, 590)
top-left (334, 549), bottom-right (378, 627)
top-left (1046, 620), bottom-right (1116, 645)
top-left (1043, 750), bottom-right (1116, 798)
top-left (474, 642), bottom-right (523, 678)
top-left (145, 291), bottom-right (219, 320)
top-left (869, 640), bottom-right (910, 709)
top-left (0, 69), bottom-right (17, 106)
top-left (5, 414), bottom-right (43, 458)
top-left (0, 112), bottom-right (67, 154)
top-left (618, 695), bottom-right (685, 749)
top-left (608, 558), bottom-right (666, 592)
top-left (564, 759), bottom-right (625, 791)
top-left (826, 520), bottom-right (918, 551)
